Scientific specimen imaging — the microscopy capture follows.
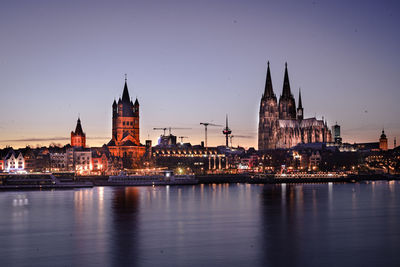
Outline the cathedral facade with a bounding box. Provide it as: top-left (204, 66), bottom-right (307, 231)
top-left (107, 78), bottom-right (145, 164)
top-left (258, 62), bottom-right (332, 150)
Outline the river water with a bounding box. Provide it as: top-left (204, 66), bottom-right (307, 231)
top-left (0, 182), bottom-right (399, 267)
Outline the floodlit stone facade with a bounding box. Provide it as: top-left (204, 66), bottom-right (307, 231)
top-left (258, 62), bottom-right (332, 150)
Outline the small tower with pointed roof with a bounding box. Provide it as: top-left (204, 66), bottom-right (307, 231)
top-left (379, 129), bottom-right (388, 151)
top-left (71, 117), bottom-right (86, 148)
top-left (297, 88), bottom-right (304, 121)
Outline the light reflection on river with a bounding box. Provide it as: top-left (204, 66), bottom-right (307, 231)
top-left (0, 182), bottom-right (400, 266)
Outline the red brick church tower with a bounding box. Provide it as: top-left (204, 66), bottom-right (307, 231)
top-left (71, 117), bottom-right (86, 148)
top-left (108, 77), bottom-right (145, 166)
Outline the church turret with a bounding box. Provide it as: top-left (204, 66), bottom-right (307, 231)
top-left (278, 62), bottom-right (297, 120)
top-left (379, 129), bottom-right (388, 151)
top-left (71, 117), bottom-right (86, 148)
top-left (297, 88), bottom-right (304, 120)
top-left (134, 98), bottom-right (139, 114)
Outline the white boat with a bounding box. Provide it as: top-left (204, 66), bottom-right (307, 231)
top-left (108, 170), bottom-right (198, 186)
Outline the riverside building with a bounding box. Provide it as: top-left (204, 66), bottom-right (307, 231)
top-left (107, 77), bottom-right (146, 167)
top-left (258, 62), bottom-right (332, 150)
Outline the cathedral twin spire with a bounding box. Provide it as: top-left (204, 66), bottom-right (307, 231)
top-left (263, 61), bottom-right (302, 111)
top-left (263, 61), bottom-right (275, 99)
top-left (282, 62), bottom-right (292, 99)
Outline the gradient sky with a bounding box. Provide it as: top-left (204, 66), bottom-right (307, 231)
top-left (1, 0), bottom-right (399, 149)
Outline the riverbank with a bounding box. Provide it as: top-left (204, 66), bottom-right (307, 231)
top-left (1, 173), bottom-right (399, 190)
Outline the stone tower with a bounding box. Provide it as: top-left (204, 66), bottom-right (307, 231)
top-left (258, 61), bottom-right (279, 150)
top-left (71, 117), bottom-right (86, 148)
top-left (379, 129), bottom-right (388, 151)
top-left (278, 63), bottom-right (297, 120)
top-left (111, 78), bottom-right (140, 146)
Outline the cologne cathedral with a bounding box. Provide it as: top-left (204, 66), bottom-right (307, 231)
top-left (258, 62), bottom-right (332, 150)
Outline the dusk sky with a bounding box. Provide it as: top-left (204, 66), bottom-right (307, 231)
top-left (1, 0), bottom-right (399, 149)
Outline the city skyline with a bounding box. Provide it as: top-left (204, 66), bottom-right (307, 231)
top-left (1, 0), bottom-right (399, 149)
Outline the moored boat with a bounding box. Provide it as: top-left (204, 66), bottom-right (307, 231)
top-left (108, 170), bottom-right (198, 186)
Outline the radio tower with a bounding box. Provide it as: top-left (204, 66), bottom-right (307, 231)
top-left (222, 114), bottom-right (232, 147)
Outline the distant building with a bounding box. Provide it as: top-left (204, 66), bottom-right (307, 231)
top-left (67, 147), bottom-right (92, 175)
top-left (71, 118), bottom-right (86, 148)
top-left (91, 150), bottom-right (108, 174)
top-left (4, 150), bottom-right (24, 172)
top-left (332, 123), bottom-right (342, 144)
top-left (355, 142), bottom-right (380, 152)
top-left (379, 129), bottom-right (388, 151)
top-left (258, 62), bottom-right (332, 150)
top-left (152, 143), bottom-right (228, 173)
top-left (107, 78), bottom-right (146, 167)
top-left (50, 152), bottom-right (67, 171)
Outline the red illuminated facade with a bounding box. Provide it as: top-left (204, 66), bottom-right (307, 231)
top-left (71, 118), bottom-right (86, 148)
top-left (107, 78), bottom-right (145, 166)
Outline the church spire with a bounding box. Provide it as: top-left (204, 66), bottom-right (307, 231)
top-left (263, 61), bottom-right (275, 99)
top-left (282, 62), bottom-right (292, 98)
top-left (298, 88), bottom-right (303, 109)
top-left (75, 117), bottom-right (84, 135)
top-left (122, 74), bottom-right (130, 103)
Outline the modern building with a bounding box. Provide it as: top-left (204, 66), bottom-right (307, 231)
top-left (258, 62), bottom-right (332, 150)
top-left (332, 123), bottom-right (342, 144)
top-left (107, 77), bottom-right (146, 167)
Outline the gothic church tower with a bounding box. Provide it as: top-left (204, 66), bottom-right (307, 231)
top-left (278, 63), bottom-right (297, 120)
top-left (111, 77), bottom-right (140, 146)
top-left (258, 62), bottom-right (279, 150)
top-left (71, 117), bottom-right (86, 148)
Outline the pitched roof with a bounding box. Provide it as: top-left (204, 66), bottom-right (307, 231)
top-left (122, 80), bottom-right (130, 103)
top-left (74, 118), bottom-right (84, 135)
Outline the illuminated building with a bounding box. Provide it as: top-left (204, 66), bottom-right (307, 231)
top-left (4, 150), bottom-right (25, 172)
top-left (67, 148), bottom-right (92, 174)
top-left (379, 129), bottom-right (388, 151)
top-left (152, 144), bottom-right (228, 173)
top-left (332, 123), bottom-right (342, 144)
top-left (71, 118), bottom-right (86, 148)
top-left (107, 77), bottom-right (145, 167)
top-left (91, 150), bottom-right (108, 174)
top-left (50, 152), bottom-right (67, 171)
top-left (258, 62), bottom-right (332, 150)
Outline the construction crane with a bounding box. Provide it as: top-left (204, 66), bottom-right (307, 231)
top-left (178, 136), bottom-right (188, 143)
top-left (153, 127), bottom-right (191, 136)
top-left (200, 122), bottom-right (222, 148)
top-left (222, 115), bottom-right (232, 147)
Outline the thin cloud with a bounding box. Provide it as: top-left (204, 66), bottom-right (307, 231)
top-left (1, 136), bottom-right (109, 143)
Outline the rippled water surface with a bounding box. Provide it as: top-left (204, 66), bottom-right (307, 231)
top-left (1, 182), bottom-right (400, 267)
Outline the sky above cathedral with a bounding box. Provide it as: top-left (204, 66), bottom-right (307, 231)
top-left (0, 0), bottom-right (399, 149)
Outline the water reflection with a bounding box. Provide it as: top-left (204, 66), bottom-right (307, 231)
top-left (111, 187), bottom-right (139, 266)
top-left (260, 182), bottom-right (400, 267)
top-left (1, 182), bottom-right (400, 267)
